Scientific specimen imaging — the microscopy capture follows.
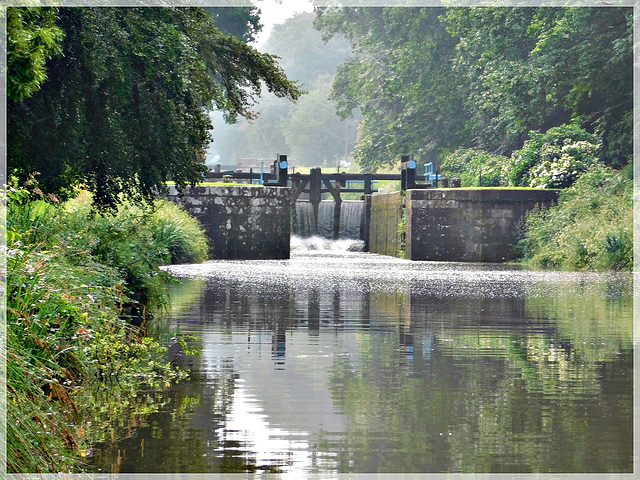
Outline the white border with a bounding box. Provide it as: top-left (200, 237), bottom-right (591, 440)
top-left (1, 1), bottom-right (637, 479)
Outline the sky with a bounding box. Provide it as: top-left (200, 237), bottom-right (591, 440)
top-left (252, 0), bottom-right (315, 46)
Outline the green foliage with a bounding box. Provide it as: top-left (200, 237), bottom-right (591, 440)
top-left (265, 12), bottom-right (351, 89)
top-left (441, 148), bottom-right (510, 187)
top-left (148, 201), bottom-right (209, 265)
top-left (510, 124), bottom-right (602, 188)
top-left (315, 7), bottom-right (632, 172)
top-left (316, 7), bottom-right (466, 172)
top-left (6, 182), bottom-right (206, 471)
top-left (445, 7), bottom-right (631, 167)
top-left (62, 196), bottom-right (171, 320)
top-left (62, 192), bottom-right (209, 320)
top-left (203, 6), bottom-right (262, 43)
top-left (7, 7), bottom-right (65, 101)
top-left (8, 7), bottom-right (302, 212)
top-left (516, 165), bottom-right (632, 270)
top-left (280, 74), bottom-right (351, 166)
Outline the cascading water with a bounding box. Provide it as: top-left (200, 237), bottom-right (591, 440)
top-left (293, 200), bottom-right (366, 252)
top-left (295, 200), bottom-right (364, 239)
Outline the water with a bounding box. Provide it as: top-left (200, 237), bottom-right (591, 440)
top-left (296, 200), bottom-right (364, 239)
top-left (89, 242), bottom-right (634, 475)
top-left (291, 235), bottom-right (365, 252)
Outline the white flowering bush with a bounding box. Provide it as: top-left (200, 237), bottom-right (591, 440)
top-left (510, 124), bottom-right (602, 189)
top-left (527, 139), bottom-right (602, 188)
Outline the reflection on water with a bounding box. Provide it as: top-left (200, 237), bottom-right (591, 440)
top-left (89, 245), bottom-right (633, 474)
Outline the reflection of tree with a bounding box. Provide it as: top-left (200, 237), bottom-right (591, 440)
top-left (88, 278), bottom-right (268, 473)
top-left (93, 273), bottom-right (633, 474)
top-left (308, 285), bottom-right (320, 332)
top-left (525, 277), bottom-right (633, 362)
top-left (323, 287), bottom-right (633, 473)
top-left (88, 361), bottom-right (238, 471)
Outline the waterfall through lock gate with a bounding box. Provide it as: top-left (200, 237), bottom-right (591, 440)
top-left (294, 200), bottom-right (366, 252)
top-left (295, 200), bottom-right (364, 239)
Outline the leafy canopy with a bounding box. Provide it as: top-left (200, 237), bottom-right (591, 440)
top-left (7, 7), bottom-right (65, 101)
top-left (8, 7), bottom-right (303, 211)
top-left (203, 6), bottom-right (262, 44)
top-left (315, 6), bottom-right (632, 172)
top-left (315, 7), bottom-right (465, 172)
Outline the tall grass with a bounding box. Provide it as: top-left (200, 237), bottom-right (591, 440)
top-left (148, 200), bottom-right (208, 265)
top-left (516, 165), bottom-right (633, 270)
top-left (6, 182), bottom-right (207, 472)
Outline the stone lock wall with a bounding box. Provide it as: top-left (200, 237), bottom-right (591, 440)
top-left (166, 185), bottom-right (291, 260)
top-left (406, 189), bottom-right (559, 262)
top-left (367, 189), bottom-right (559, 262)
top-left (368, 191), bottom-right (405, 258)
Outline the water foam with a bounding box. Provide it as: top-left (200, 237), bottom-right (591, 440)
top-left (290, 235), bottom-right (365, 252)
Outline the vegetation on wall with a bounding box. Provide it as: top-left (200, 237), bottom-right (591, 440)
top-left (441, 149), bottom-right (510, 187)
top-left (442, 123), bottom-right (604, 190)
top-left (509, 124), bottom-right (602, 189)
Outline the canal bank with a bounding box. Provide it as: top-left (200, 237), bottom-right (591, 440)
top-left (5, 188), bottom-right (207, 473)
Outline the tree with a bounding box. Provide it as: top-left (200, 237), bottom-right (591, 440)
top-left (263, 12), bottom-right (351, 88)
top-left (315, 7), bottom-right (469, 172)
top-left (315, 6), bottom-right (632, 172)
top-left (6, 7), bottom-right (65, 101)
top-left (207, 12), bottom-right (353, 168)
top-left (445, 7), bottom-right (632, 167)
top-left (8, 7), bottom-right (303, 211)
top-left (280, 74), bottom-right (354, 166)
top-left (203, 6), bottom-right (262, 44)
top-left (207, 95), bottom-right (292, 164)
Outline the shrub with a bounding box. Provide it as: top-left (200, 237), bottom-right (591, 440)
top-left (62, 194), bottom-right (208, 323)
top-left (517, 165), bottom-right (632, 270)
top-left (61, 195), bottom-right (173, 323)
top-left (441, 148), bottom-right (510, 187)
top-left (148, 200), bottom-right (209, 265)
top-left (6, 182), bottom-right (206, 472)
top-left (6, 241), bottom-right (188, 472)
top-left (510, 123), bottom-right (602, 188)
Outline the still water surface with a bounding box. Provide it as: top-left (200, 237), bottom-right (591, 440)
top-left (90, 241), bottom-right (633, 474)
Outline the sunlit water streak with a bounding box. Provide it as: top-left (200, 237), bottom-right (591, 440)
top-left (89, 243), bottom-right (633, 475)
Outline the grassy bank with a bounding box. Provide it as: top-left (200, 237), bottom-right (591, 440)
top-left (516, 165), bottom-right (633, 271)
top-left (6, 181), bottom-right (208, 472)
